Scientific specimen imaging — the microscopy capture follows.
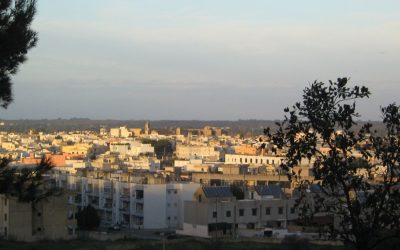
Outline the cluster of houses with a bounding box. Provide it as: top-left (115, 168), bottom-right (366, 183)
top-left (0, 122), bottom-right (380, 241)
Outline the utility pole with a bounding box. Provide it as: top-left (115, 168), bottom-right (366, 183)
top-left (215, 197), bottom-right (218, 241)
top-left (213, 196), bottom-right (220, 250)
top-left (163, 237), bottom-right (166, 250)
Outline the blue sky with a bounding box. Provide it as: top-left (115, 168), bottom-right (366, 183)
top-left (3, 0), bottom-right (400, 120)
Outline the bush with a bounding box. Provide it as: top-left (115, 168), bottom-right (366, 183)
top-left (76, 205), bottom-right (100, 230)
top-left (282, 236), bottom-right (310, 250)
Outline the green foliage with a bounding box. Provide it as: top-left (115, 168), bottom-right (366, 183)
top-left (0, 238), bottom-right (349, 250)
top-left (0, 157), bottom-right (61, 204)
top-left (281, 236), bottom-right (310, 250)
top-left (76, 205), bottom-right (100, 230)
top-left (266, 78), bottom-right (400, 250)
top-left (0, 1), bottom-right (59, 206)
top-left (0, 0), bottom-right (38, 108)
top-left (230, 183), bottom-right (245, 200)
top-left (141, 139), bottom-right (173, 159)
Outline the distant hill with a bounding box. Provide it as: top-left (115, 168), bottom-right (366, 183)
top-left (0, 119), bottom-right (385, 136)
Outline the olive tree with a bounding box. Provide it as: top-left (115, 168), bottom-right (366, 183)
top-left (265, 78), bottom-right (400, 250)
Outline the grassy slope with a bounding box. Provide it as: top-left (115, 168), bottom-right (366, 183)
top-left (0, 238), bottom-right (348, 250)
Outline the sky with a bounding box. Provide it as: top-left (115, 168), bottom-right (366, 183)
top-left (2, 0), bottom-right (400, 120)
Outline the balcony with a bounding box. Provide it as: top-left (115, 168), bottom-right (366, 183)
top-left (74, 195), bottom-right (82, 204)
top-left (103, 203), bottom-right (113, 211)
top-left (120, 206), bottom-right (130, 213)
top-left (120, 194), bottom-right (130, 201)
top-left (135, 190), bottom-right (144, 199)
top-left (103, 192), bottom-right (112, 198)
top-left (133, 210), bottom-right (143, 216)
top-left (89, 197), bottom-right (100, 208)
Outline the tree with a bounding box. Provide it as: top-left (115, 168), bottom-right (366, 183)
top-left (141, 139), bottom-right (173, 159)
top-left (0, 157), bottom-right (61, 204)
top-left (1, 0), bottom-right (38, 108)
top-left (230, 183), bottom-right (245, 200)
top-left (265, 78), bottom-right (400, 250)
top-left (0, 1), bottom-right (59, 204)
top-left (76, 205), bottom-right (100, 230)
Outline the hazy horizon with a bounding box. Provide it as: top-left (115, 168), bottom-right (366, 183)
top-left (2, 0), bottom-right (400, 120)
top-left (0, 118), bottom-right (385, 123)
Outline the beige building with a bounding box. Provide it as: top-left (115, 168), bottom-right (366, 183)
top-left (110, 127), bottom-right (132, 138)
top-left (176, 144), bottom-right (220, 161)
top-left (234, 145), bottom-right (258, 155)
top-left (1, 142), bottom-right (16, 151)
top-left (131, 128), bottom-right (142, 137)
top-left (179, 186), bottom-right (297, 238)
top-left (62, 143), bottom-right (91, 156)
top-left (202, 127), bottom-right (222, 137)
top-left (0, 194), bottom-right (76, 241)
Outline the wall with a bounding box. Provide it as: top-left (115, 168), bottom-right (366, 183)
top-left (143, 185), bottom-right (167, 229)
top-left (178, 223), bottom-right (209, 238)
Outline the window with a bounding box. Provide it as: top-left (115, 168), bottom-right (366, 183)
top-left (290, 207), bottom-right (296, 214)
top-left (4, 213), bottom-right (7, 221)
top-left (67, 226), bottom-right (74, 236)
top-left (226, 211), bottom-right (231, 217)
top-left (252, 208), bottom-right (257, 216)
top-left (68, 210), bottom-right (74, 220)
top-left (4, 198), bottom-right (7, 206)
top-left (167, 216), bottom-right (171, 220)
top-left (4, 227), bottom-right (7, 237)
top-left (37, 212), bottom-right (42, 217)
top-left (265, 207), bottom-right (271, 215)
top-left (278, 207), bottom-right (284, 214)
top-left (212, 211), bottom-right (217, 218)
top-left (247, 223), bottom-right (255, 229)
top-left (239, 209), bottom-right (244, 216)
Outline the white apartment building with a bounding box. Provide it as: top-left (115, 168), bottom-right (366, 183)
top-left (224, 154), bottom-right (285, 166)
top-left (109, 141), bottom-right (154, 157)
top-left (52, 172), bottom-right (200, 229)
top-left (124, 157), bottom-right (160, 172)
